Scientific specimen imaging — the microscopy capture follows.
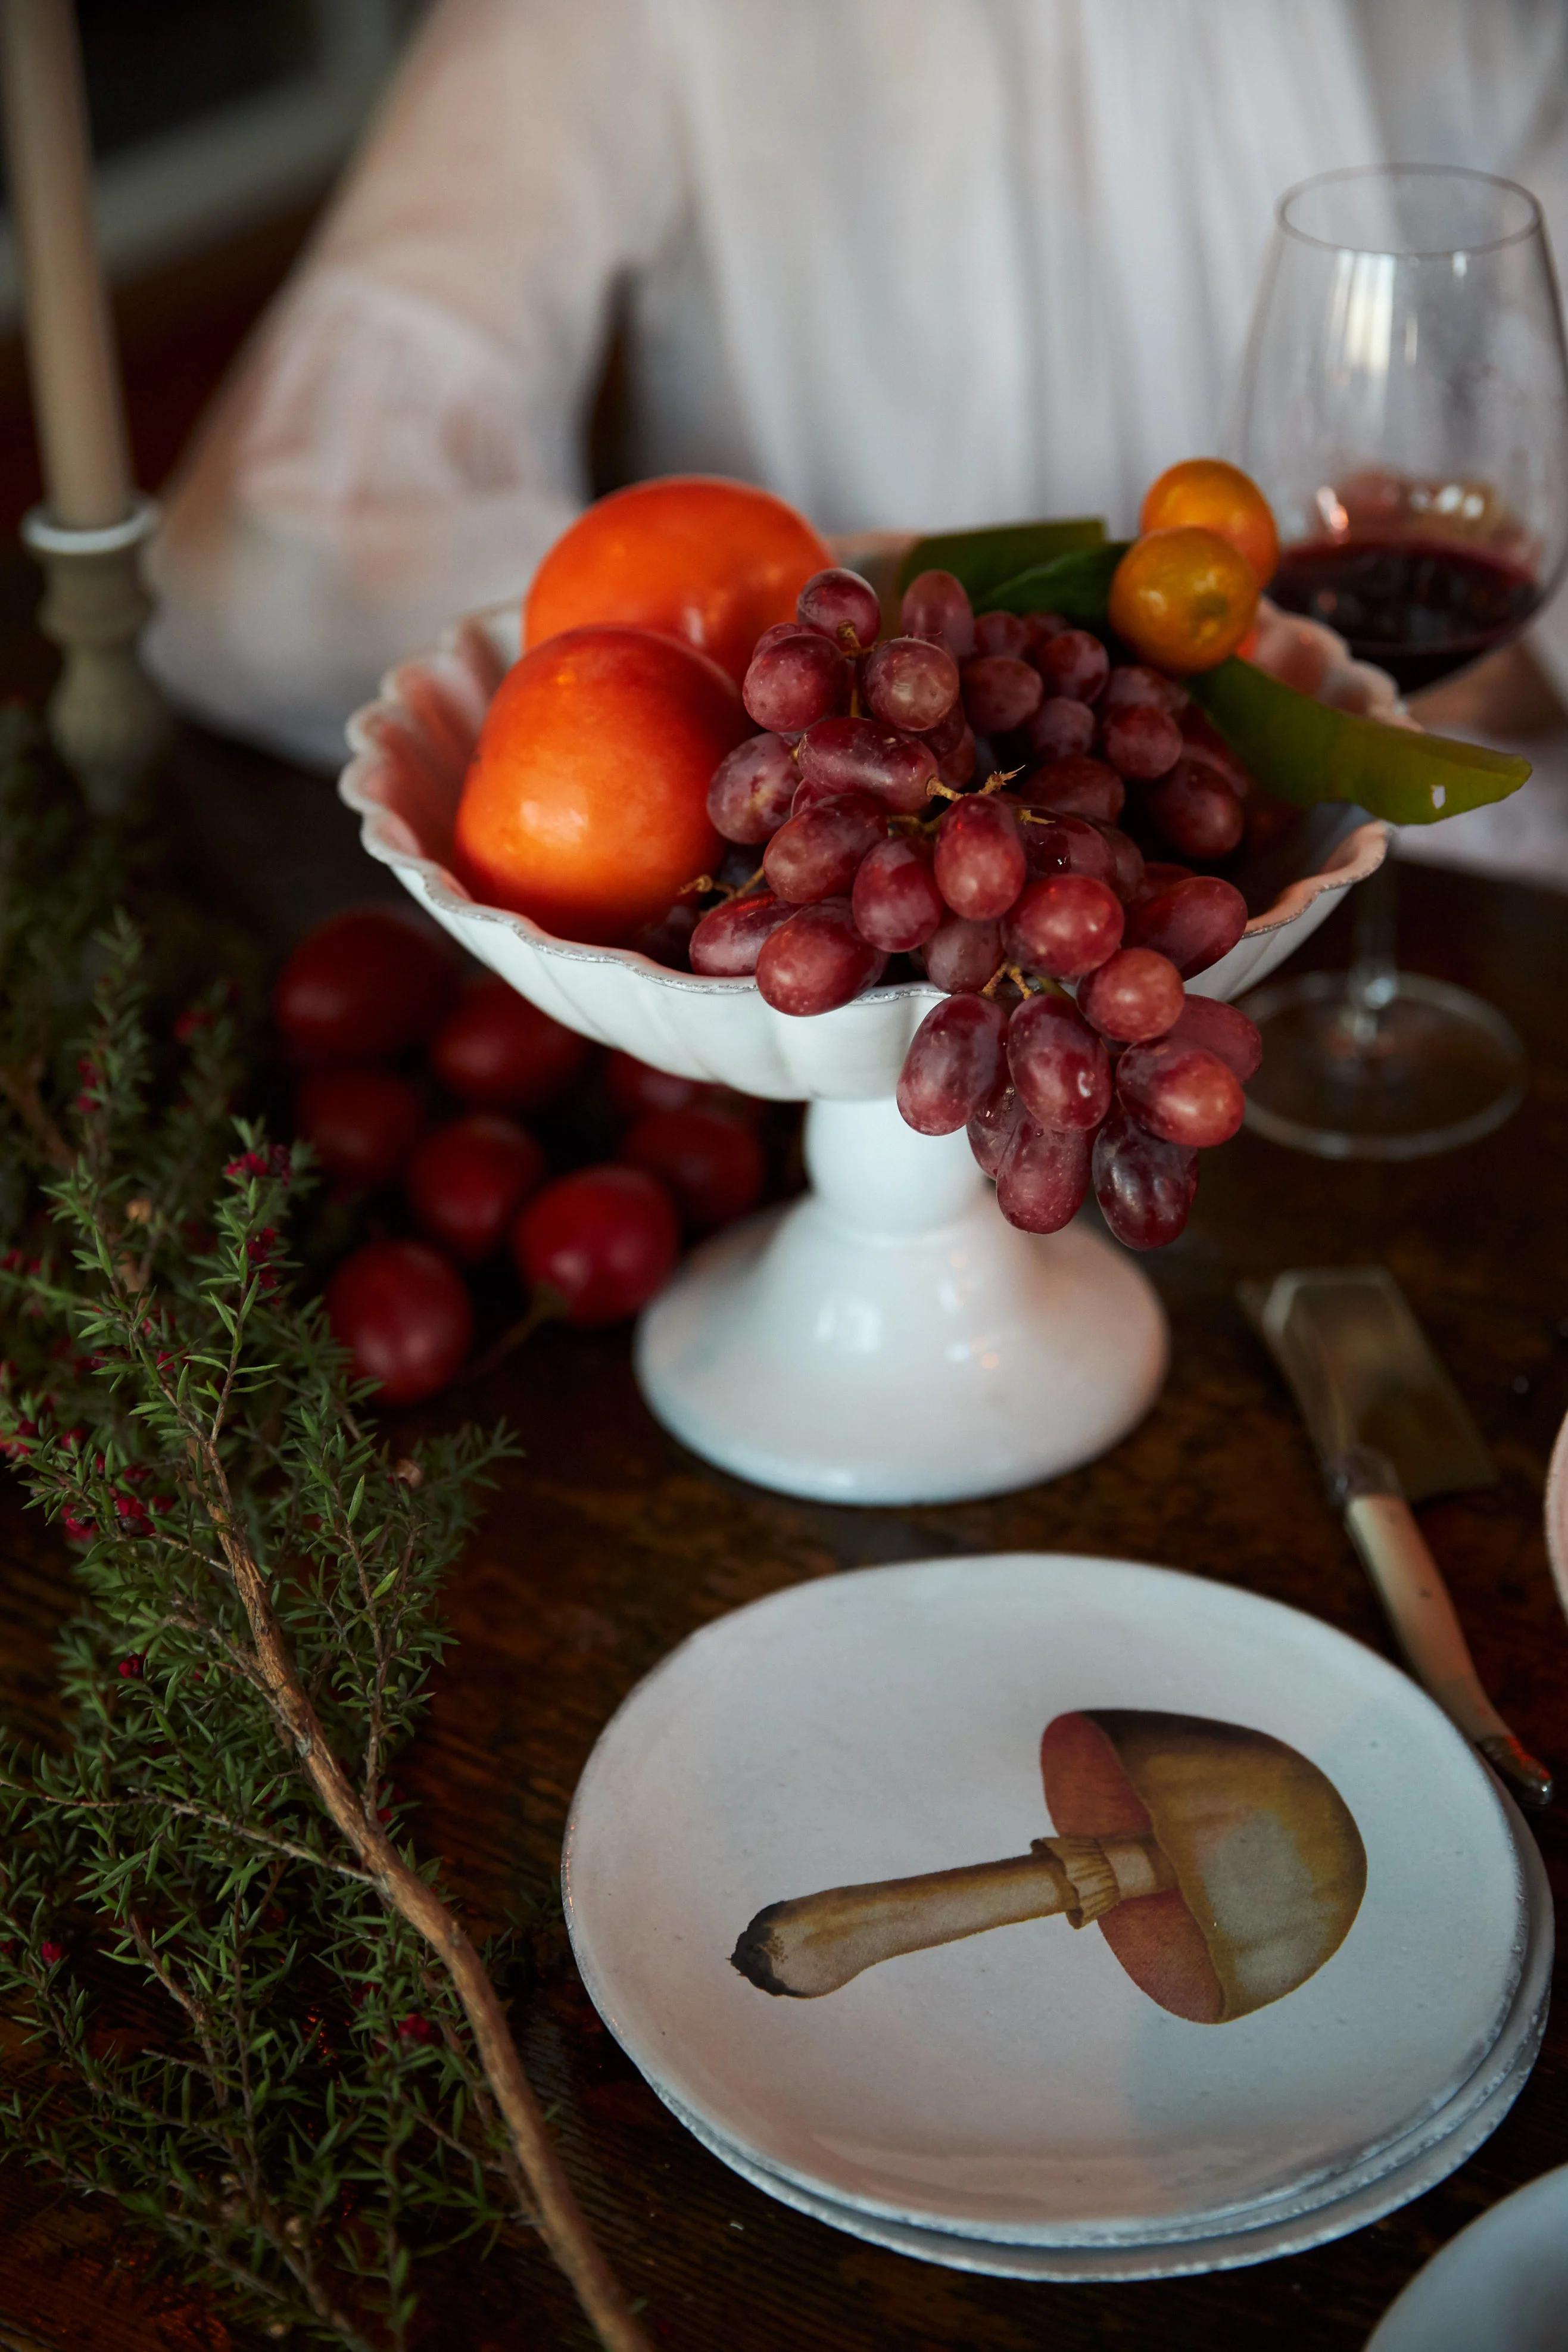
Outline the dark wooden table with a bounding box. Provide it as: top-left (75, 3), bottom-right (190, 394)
top-left (1, 721), bottom-right (1564, 2351)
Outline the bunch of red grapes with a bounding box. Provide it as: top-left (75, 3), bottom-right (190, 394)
top-left (687, 563), bottom-right (1262, 1250)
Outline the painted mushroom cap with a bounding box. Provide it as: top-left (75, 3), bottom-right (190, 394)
top-left (1042, 1710), bottom-right (1367, 2024)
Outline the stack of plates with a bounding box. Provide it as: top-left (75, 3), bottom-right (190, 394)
top-left (565, 1556), bottom-right (1551, 2278)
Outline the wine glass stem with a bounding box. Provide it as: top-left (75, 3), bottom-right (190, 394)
top-left (1344, 848), bottom-right (1400, 1047)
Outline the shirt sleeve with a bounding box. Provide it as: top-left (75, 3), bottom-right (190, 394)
top-left (145, 0), bottom-right (684, 769)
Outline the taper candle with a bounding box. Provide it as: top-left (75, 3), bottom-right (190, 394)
top-left (0, 0), bottom-right (130, 528)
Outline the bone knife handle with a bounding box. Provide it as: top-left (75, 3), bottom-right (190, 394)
top-left (1345, 1493), bottom-right (1553, 1807)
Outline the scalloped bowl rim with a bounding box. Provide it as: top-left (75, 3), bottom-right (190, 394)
top-left (339, 596), bottom-right (1394, 1008)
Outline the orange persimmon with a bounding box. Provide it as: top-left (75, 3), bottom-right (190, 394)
top-left (456, 626), bottom-right (745, 945)
top-left (524, 476), bottom-right (833, 686)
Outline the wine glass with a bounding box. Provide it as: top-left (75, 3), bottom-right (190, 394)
top-left (1228, 164), bottom-right (1568, 1158)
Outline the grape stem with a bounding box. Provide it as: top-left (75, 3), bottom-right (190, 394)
top-left (460, 1283), bottom-right (569, 1383)
top-left (978, 962), bottom-right (1045, 1001)
top-left (680, 865), bottom-right (765, 904)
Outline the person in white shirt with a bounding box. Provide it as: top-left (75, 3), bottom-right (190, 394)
top-left (146, 0), bottom-right (1568, 845)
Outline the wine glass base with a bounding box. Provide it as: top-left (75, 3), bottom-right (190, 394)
top-left (1239, 970), bottom-right (1526, 1161)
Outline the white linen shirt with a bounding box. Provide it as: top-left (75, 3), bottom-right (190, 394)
top-left (146, 0), bottom-right (1568, 778)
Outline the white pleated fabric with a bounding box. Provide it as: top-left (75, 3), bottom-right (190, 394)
top-left (145, 0), bottom-right (1568, 780)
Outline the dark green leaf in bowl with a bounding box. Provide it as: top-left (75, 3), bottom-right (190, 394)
top-left (895, 518), bottom-right (1106, 605)
top-left (1186, 660), bottom-right (1531, 825)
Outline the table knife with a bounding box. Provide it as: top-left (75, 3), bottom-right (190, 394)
top-left (1240, 1265), bottom-right (1553, 1809)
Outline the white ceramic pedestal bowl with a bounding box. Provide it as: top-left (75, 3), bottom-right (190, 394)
top-left (341, 599), bottom-right (1390, 1507)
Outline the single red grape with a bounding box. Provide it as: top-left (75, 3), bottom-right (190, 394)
top-left (1035, 630), bottom-right (1109, 704)
top-left (513, 1166), bottom-right (679, 1326)
top-left (1006, 993), bottom-right (1112, 1129)
top-left (861, 636), bottom-right (961, 732)
top-left (1004, 874), bottom-right (1124, 979)
top-left (934, 795), bottom-right (1026, 921)
top-left (1117, 1039), bottom-right (1245, 1147)
top-left (1017, 809), bottom-right (1118, 889)
top-left (1130, 859), bottom-right (1198, 904)
top-left (1103, 664), bottom-right (1187, 716)
top-left (1143, 756), bottom-right (1245, 859)
top-left (996, 1118), bottom-right (1092, 1234)
top-left (750, 621), bottom-right (808, 659)
top-left (797, 715), bottom-right (936, 814)
top-left (936, 724), bottom-right (978, 788)
top-left (1126, 876), bottom-right (1248, 977)
top-left (1101, 825), bottom-right (1146, 904)
top-left (1092, 1112), bottom-right (1198, 1250)
top-left (923, 702), bottom-right (970, 759)
top-left (689, 891), bottom-right (795, 976)
top-left (755, 899), bottom-right (886, 1014)
top-left (923, 912), bottom-right (1003, 993)
top-left (1024, 697), bottom-right (1097, 762)
top-left (1022, 610), bottom-right (1071, 651)
top-left (607, 1052), bottom-right (719, 1118)
top-left (1164, 992), bottom-right (1262, 1081)
top-left (897, 993), bottom-right (1008, 1135)
top-left (326, 1239), bottom-right (473, 1404)
top-left (295, 1066), bottom-right (425, 1189)
top-left (1100, 702), bottom-right (1183, 781)
top-left (743, 629), bottom-right (849, 732)
top-left (901, 569), bottom-right (976, 660)
top-left (966, 1076), bottom-right (1025, 1177)
top-left (1077, 948), bottom-right (1185, 1043)
top-left (431, 977), bottom-right (590, 1111)
top-left (1179, 707), bottom-right (1253, 794)
top-left (406, 1112), bottom-right (546, 1263)
top-left (961, 655), bottom-right (1043, 735)
top-left (852, 835), bottom-right (944, 952)
top-left (628, 898), bottom-right (700, 970)
top-left (1015, 755), bottom-right (1124, 824)
top-left (973, 611), bottom-right (1032, 658)
top-left (1180, 734), bottom-right (1258, 808)
top-left (619, 1106), bottom-right (765, 1232)
top-left (707, 733), bottom-right (799, 842)
top-left (796, 566), bottom-right (881, 652)
top-left (763, 791), bottom-right (885, 904)
top-left (274, 906), bottom-right (458, 1063)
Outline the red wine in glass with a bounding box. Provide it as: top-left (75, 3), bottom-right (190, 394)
top-left (1268, 536), bottom-right (1542, 695)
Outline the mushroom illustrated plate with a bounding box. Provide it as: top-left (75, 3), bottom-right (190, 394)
top-left (650, 1798), bottom-right (1549, 2278)
top-left (564, 1556), bottom-right (1542, 2257)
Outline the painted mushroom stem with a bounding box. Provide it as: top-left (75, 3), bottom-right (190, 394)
top-left (732, 1711), bottom-right (1369, 2023)
top-left (733, 1832), bottom-right (1175, 1998)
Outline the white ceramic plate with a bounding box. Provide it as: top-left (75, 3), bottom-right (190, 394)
top-left (1545, 1410), bottom-right (1568, 1630)
top-left (1368, 2158), bottom-right (1568, 2350)
top-left (657, 1999), bottom-right (1548, 2281)
top-left (564, 1556), bottom-right (1528, 2246)
top-left (652, 1792), bottom-right (1551, 2279)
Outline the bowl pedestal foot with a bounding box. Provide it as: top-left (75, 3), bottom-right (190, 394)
top-left (634, 1095), bottom-right (1168, 1506)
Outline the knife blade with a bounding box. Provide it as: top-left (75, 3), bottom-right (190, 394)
top-left (1240, 1266), bottom-right (1553, 1808)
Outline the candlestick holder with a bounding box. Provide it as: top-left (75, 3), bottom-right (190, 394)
top-left (22, 497), bottom-right (171, 814)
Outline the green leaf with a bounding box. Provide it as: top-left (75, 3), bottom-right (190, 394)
top-left (894, 516), bottom-right (1106, 603)
top-left (1185, 659), bottom-right (1532, 824)
top-left (983, 541), bottom-right (1130, 625)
